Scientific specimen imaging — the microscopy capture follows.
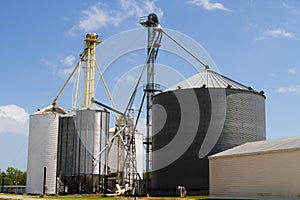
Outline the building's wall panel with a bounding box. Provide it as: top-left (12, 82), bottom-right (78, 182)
top-left (210, 151), bottom-right (300, 199)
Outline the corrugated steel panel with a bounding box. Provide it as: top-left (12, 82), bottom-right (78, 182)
top-left (108, 128), bottom-right (118, 173)
top-left (57, 114), bottom-right (77, 177)
top-left (209, 150), bottom-right (300, 199)
top-left (26, 113), bottom-right (60, 194)
top-left (108, 128), bottom-right (144, 176)
top-left (56, 105), bottom-right (109, 193)
top-left (151, 87), bottom-right (266, 195)
top-left (135, 131), bottom-right (144, 177)
top-left (56, 114), bottom-right (78, 193)
top-left (76, 104), bottom-right (109, 175)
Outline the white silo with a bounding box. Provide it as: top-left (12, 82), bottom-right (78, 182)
top-left (75, 103), bottom-right (110, 193)
top-left (108, 128), bottom-right (144, 177)
top-left (26, 104), bottom-right (67, 194)
top-left (76, 103), bottom-right (109, 175)
top-left (107, 127), bottom-right (118, 174)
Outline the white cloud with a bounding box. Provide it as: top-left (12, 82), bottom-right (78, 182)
top-left (40, 58), bottom-right (57, 68)
top-left (78, 4), bottom-right (121, 32)
top-left (144, 0), bottom-right (164, 17)
top-left (188, 0), bottom-right (231, 11)
top-left (0, 105), bottom-right (29, 135)
top-left (283, 2), bottom-right (291, 9)
top-left (278, 85), bottom-right (300, 94)
top-left (282, 2), bottom-right (297, 12)
top-left (66, 26), bottom-right (77, 37)
top-left (120, 0), bottom-right (163, 18)
top-left (57, 68), bottom-right (74, 78)
top-left (68, 0), bottom-right (163, 35)
top-left (255, 28), bottom-right (295, 41)
top-left (288, 68), bottom-right (297, 74)
top-left (63, 55), bottom-right (75, 66)
top-left (244, 22), bottom-right (255, 31)
top-left (40, 57), bottom-right (75, 79)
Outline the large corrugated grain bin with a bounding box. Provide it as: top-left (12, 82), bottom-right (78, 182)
top-left (151, 69), bottom-right (266, 195)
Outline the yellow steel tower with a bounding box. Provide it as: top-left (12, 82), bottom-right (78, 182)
top-left (83, 33), bottom-right (101, 107)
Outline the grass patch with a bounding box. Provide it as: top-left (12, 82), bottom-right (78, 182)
top-left (0, 193), bottom-right (210, 200)
top-left (42, 195), bottom-right (126, 200)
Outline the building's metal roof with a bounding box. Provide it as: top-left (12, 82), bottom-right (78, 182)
top-left (166, 69), bottom-right (249, 91)
top-left (209, 136), bottom-right (300, 159)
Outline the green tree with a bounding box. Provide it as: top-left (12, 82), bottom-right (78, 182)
top-left (1, 167), bottom-right (27, 186)
top-left (0, 169), bottom-right (4, 186)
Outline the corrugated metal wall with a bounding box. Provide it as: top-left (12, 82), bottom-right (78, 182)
top-left (209, 151), bottom-right (300, 199)
top-left (151, 88), bottom-right (266, 195)
top-left (56, 108), bottom-right (110, 194)
top-left (56, 114), bottom-right (78, 193)
top-left (57, 114), bottom-right (77, 177)
top-left (107, 129), bottom-right (118, 173)
top-left (76, 108), bottom-right (109, 175)
top-left (107, 129), bottom-right (144, 177)
top-left (26, 113), bottom-right (60, 194)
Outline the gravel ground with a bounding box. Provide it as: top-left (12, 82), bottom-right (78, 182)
top-left (0, 194), bottom-right (37, 200)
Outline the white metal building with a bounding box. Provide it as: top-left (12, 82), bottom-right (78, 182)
top-left (209, 136), bottom-right (300, 199)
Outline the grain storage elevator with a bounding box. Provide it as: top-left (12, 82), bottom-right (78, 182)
top-left (151, 68), bottom-right (266, 195)
top-left (26, 104), bottom-right (67, 194)
top-left (27, 33), bottom-right (112, 194)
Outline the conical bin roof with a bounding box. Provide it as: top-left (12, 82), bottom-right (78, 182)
top-left (166, 69), bottom-right (249, 91)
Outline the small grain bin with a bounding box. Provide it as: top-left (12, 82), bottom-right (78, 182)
top-left (77, 103), bottom-right (109, 193)
top-left (56, 112), bottom-right (77, 193)
top-left (26, 104), bottom-right (67, 194)
top-left (107, 128), bottom-right (144, 177)
top-left (56, 103), bottom-right (110, 194)
top-left (151, 69), bottom-right (266, 195)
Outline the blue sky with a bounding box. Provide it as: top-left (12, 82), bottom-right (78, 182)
top-left (1, 0), bottom-right (300, 171)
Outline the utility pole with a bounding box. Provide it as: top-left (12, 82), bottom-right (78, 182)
top-left (1, 173), bottom-right (4, 193)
